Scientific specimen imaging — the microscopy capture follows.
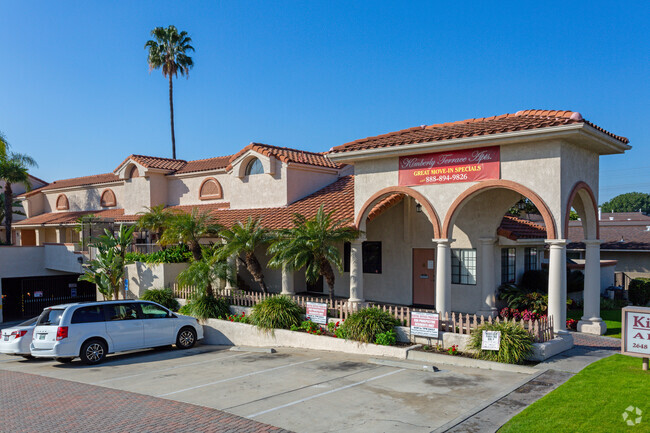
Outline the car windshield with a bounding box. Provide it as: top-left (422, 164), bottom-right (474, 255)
top-left (18, 317), bottom-right (38, 327)
top-left (37, 309), bottom-right (64, 326)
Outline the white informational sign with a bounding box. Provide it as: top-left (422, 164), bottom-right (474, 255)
top-left (306, 302), bottom-right (327, 325)
top-left (481, 330), bottom-right (501, 351)
top-left (622, 307), bottom-right (650, 357)
top-left (34, 291), bottom-right (43, 298)
top-left (410, 311), bottom-right (439, 338)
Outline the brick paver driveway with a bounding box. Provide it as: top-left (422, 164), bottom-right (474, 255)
top-left (0, 369), bottom-right (290, 433)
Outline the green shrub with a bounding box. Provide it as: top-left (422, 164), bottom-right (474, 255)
top-left (184, 295), bottom-right (230, 320)
top-left (499, 285), bottom-right (548, 314)
top-left (469, 322), bottom-right (534, 364)
top-left (600, 298), bottom-right (628, 310)
top-left (628, 278), bottom-right (650, 306)
top-left (178, 304), bottom-right (193, 315)
top-left (140, 288), bottom-right (180, 311)
top-left (249, 296), bottom-right (302, 331)
top-left (339, 308), bottom-right (398, 343)
top-left (125, 245), bottom-right (192, 264)
top-left (375, 329), bottom-right (397, 346)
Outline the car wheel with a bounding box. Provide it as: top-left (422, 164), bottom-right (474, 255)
top-left (80, 339), bottom-right (107, 365)
top-left (55, 357), bottom-right (74, 363)
top-left (176, 327), bottom-right (197, 349)
top-left (21, 355), bottom-right (34, 360)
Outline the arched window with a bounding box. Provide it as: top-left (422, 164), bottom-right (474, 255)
top-left (199, 177), bottom-right (223, 200)
top-left (100, 189), bottom-right (117, 207)
top-left (245, 158), bottom-right (264, 176)
top-left (56, 194), bottom-right (69, 211)
top-left (128, 165), bottom-right (140, 179)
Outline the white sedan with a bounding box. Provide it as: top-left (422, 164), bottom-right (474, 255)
top-left (0, 317), bottom-right (39, 358)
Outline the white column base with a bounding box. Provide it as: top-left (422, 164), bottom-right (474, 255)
top-left (476, 308), bottom-right (498, 318)
top-left (577, 319), bottom-right (607, 335)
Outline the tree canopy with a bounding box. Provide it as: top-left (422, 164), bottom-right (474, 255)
top-left (601, 192), bottom-right (650, 214)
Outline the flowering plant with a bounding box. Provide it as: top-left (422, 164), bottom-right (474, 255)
top-left (220, 312), bottom-right (248, 323)
top-left (566, 319), bottom-right (578, 330)
top-left (447, 345), bottom-right (458, 356)
top-left (327, 321), bottom-right (347, 339)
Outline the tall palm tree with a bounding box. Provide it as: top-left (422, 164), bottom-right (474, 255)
top-left (0, 151), bottom-right (38, 244)
top-left (145, 25), bottom-right (194, 160)
top-left (136, 204), bottom-right (173, 245)
top-left (219, 217), bottom-right (273, 294)
top-left (160, 209), bottom-right (220, 261)
top-left (0, 193), bottom-right (24, 226)
top-left (268, 206), bottom-right (359, 302)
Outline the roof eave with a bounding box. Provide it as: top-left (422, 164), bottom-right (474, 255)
top-left (328, 123), bottom-right (629, 163)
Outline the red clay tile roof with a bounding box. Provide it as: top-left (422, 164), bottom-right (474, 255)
top-left (14, 209), bottom-right (126, 226)
top-left (18, 173), bottom-right (121, 197)
top-left (227, 143), bottom-right (340, 171)
top-left (174, 156), bottom-right (233, 174)
top-left (497, 215), bottom-right (547, 240)
top-left (330, 110), bottom-right (629, 154)
top-left (115, 155), bottom-right (188, 172)
top-left (367, 194), bottom-right (404, 222)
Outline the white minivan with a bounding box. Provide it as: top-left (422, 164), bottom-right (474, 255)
top-left (30, 300), bottom-right (204, 364)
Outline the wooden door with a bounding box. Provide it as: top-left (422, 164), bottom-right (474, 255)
top-left (412, 248), bottom-right (435, 306)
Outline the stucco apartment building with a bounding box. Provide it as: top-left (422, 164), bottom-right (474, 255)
top-left (3, 109), bottom-right (630, 335)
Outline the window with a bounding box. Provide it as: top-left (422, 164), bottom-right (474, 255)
top-left (106, 303), bottom-right (140, 321)
top-left (139, 303), bottom-right (169, 319)
top-left (37, 309), bottom-right (64, 326)
top-left (245, 158), bottom-right (264, 175)
top-left (524, 247), bottom-right (538, 271)
top-left (199, 177), bottom-right (223, 200)
top-left (343, 241), bottom-right (382, 274)
top-left (56, 194), bottom-right (69, 210)
top-left (501, 248), bottom-right (516, 284)
top-left (100, 189), bottom-right (117, 207)
top-left (71, 306), bottom-right (106, 324)
top-left (452, 249), bottom-right (477, 285)
top-left (128, 165), bottom-right (140, 178)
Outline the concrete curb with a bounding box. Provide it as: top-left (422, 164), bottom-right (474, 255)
top-left (367, 357), bottom-right (442, 373)
top-left (229, 346), bottom-right (276, 354)
top-left (407, 349), bottom-right (539, 374)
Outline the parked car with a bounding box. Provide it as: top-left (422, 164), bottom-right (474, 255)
top-left (0, 317), bottom-right (39, 358)
top-left (30, 300), bottom-right (204, 365)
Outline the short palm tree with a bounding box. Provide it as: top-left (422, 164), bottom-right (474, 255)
top-left (0, 150), bottom-right (38, 244)
top-left (145, 25), bottom-right (194, 160)
top-left (136, 204), bottom-right (173, 245)
top-left (0, 193), bottom-right (24, 227)
top-left (160, 209), bottom-right (220, 261)
top-left (268, 205), bottom-right (359, 302)
top-left (219, 217), bottom-right (273, 294)
top-left (177, 246), bottom-right (232, 298)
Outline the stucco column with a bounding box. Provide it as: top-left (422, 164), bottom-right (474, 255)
top-left (35, 228), bottom-right (43, 246)
top-left (477, 237), bottom-right (498, 317)
top-left (225, 254), bottom-right (237, 290)
top-left (281, 264), bottom-right (295, 295)
top-left (547, 239), bottom-right (567, 333)
top-left (55, 228), bottom-right (64, 244)
top-left (578, 240), bottom-right (606, 335)
top-left (349, 236), bottom-right (365, 303)
top-left (434, 239), bottom-right (452, 316)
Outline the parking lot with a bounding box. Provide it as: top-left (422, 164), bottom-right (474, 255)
top-left (0, 344), bottom-right (531, 432)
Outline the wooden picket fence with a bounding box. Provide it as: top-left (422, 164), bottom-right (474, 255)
top-left (170, 284), bottom-right (554, 343)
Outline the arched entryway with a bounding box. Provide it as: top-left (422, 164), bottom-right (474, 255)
top-left (349, 187), bottom-right (442, 306)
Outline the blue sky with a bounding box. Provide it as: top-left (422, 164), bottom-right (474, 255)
top-left (1, 1), bottom-right (648, 203)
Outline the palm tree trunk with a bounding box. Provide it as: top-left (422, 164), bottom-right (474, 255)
top-left (190, 241), bottom-right (202, 261)
top-left (245, 252), bottom-right (268, 293)
top-left (206, 282), bottom-right (214, 298)
top-left (321, 259), bottom-right (336, 303)
top-left (169, 73), bottom-right (176, 159)
top-left (4, 183), bottom-right (13, 244)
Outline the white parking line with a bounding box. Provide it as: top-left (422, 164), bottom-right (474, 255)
top-left (93, 352), bottom-right (248, 384)
top-left (157, 358), bottom-right (321, 397)
top-left (246, 368), bottom-right (405, 419)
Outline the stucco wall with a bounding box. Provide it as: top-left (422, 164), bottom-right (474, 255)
top-left (560, 143), bottom-right (599, 239)
top-left (122, 177), bottom-right (150, 215)
top-left (166, 172), bottom-right (230, 206)
top-left (230, 165), bottom-right (288, 209)
top-left (286, 166), bottom-right (339, 205)
top-left (0, 246), bottom-right (70, 279)
top-left (601, 251), bottom-right (650, 273)
top-left (44, 183), bottom-right (125, 213)
top-left (123, 262), bottom-right (189, 298)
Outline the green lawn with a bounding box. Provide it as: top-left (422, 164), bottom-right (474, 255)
top-left (567, 309), bottom-right (622, 338)
top-left (500, 355), bottom-right (649, 433)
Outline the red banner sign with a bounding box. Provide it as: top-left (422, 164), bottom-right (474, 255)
top-left (399, 146), bottom-right (500, 186)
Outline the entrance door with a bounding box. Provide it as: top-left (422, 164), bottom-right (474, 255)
top-left (412, 248), bottom-right (435, 306)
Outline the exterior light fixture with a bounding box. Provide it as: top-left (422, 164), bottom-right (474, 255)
top-left (415, 203), bottom-right (422, 213)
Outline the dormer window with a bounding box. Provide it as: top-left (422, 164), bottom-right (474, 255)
top-left (128, 165), bottom-right (140, 179)
top-left (245, 158), bottom-right (264, 176)
top-left (100, 189), bottom-right (117, 207)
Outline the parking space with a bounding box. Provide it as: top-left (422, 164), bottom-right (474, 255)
top-left (0, 345), bottom-right (530, 432)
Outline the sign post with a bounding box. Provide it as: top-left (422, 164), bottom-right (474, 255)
top-left (621, 306), bottom-right (650, 371)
